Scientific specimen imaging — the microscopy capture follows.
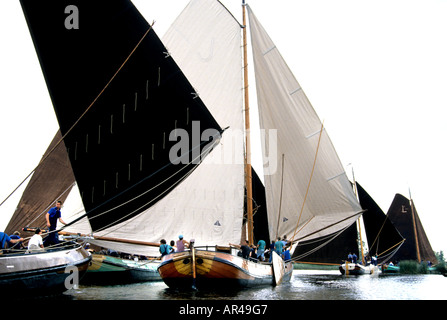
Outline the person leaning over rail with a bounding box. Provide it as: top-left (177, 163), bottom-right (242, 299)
top-left (0, 231), bottom-right (24, 253)
top-left (9, 231), bottom-right (24, 249)
top-left (229, 240), bottom-right (251, 259)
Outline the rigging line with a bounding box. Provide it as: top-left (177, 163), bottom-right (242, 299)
top-left (27, 182), bottom-right (76, 227)
top-left (61, 130), bottom-right (224, 233)
top-left (0, 22), bottom-right (155, 210)
top-left (89, 128), bottom-right (223, 221)
top-left (377, 239), bottom-right (406, 258)
top-left (367, 213), bottom-right (393, 253)
top-left (290, 217), bottom-right (314, 242)
top-left (293, 222), bottom-right (351, 252)
top-left (93, 129), bottom-right (226, 237)
top-left (289, 122), bottom-right (324, 243)
top-left (292, 210), bottom-right (366, 244)
top-left (291, 225), bottom-right (349, 261)
top-left (93, 128), bottom-right (229, 238)
top-left (91, 152), bottom-right (201, 237)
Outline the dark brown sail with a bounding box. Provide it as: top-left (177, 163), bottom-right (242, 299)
top-left (5, 130), bottom-right (75, 234)
top-left (386, 193), bottom-right (437, 264)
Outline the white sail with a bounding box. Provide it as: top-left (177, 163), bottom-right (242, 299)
top-left (247, 5), bottom-right (362, 243)
top-left (64, 0), bottom-right (245, 254)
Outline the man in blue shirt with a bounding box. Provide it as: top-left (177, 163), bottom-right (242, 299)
top-left (282, 248), bottom-right (291, 261)
top-left (159, 239), bottom-right (172, 257)
top-left (9, 231), bottom-right (24, 249)
top-left (0, 232), bottom-right (24, 251)
top-left (256, 239), bottom-right (266, 261)
top-left (44, 201), bottom-right (67, 246)
top-left (274, 237), bottom-right (284, 256)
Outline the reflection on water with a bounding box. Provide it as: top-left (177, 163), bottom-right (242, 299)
top-left (22, 270), bottom-right (447, 300)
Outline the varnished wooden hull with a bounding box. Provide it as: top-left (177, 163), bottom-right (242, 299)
top-left (157, 249), bottom-right (293, 289)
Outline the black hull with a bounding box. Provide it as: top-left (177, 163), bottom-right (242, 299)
top-left (0, 243), bottom-right (91, 294)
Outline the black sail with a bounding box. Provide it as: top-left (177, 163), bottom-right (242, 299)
top-left (20, 0), bottom-right (222, 232)
top-left (386, 194), bottom-right (437, 264)
top-left (291, 223), bottom-right (359, 264)
top-left (251, 168), bottom-right (269, 246)
top-left (356, 182), bottom-right (404, 264)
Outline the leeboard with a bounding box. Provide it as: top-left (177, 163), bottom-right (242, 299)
top-left (271, 251), bottom-right (285, 285)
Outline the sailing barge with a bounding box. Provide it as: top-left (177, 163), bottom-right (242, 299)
top-left (381, 193), bottom-right (438, 273)
top-left (158, 246), bottom-right (293, 289)
top-left (155, 0), bottom-right (364, 288)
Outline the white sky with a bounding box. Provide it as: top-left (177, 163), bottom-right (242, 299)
top-left (0, 0), bottom-right (446, 254)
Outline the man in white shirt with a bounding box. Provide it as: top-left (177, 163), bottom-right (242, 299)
top-left (28, 228), bottom-right (44, 251)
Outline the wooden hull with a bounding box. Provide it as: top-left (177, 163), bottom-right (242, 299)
top-left (339, 262), bottom-right (369, 275)
top-left (81, 254), bottom-right (161, 285)
top-left (157, 249), bottom-right (293, 289)
top-left (0, 242), bottom-right (91, 294)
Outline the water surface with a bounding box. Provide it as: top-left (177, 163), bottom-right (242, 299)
top-left (58, 270), bottom-right (446, 300)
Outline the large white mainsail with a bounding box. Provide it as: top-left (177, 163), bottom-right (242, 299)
top-left (63, 0), bottom-right (245, 255)
top-left (247, 5), bottom-right (362, 244)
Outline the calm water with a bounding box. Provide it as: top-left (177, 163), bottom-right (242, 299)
top-left (26, 270), bottom-right (447, 301)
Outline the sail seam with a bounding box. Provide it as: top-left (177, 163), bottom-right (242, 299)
top-left (263, 45), bottom-right (276, 56)
top-left (289, 87), bottom-right (302, 95)
top-left (326, 172), bottom-right (345, 182)
top-left (305, 129), bottom-right (323, 139)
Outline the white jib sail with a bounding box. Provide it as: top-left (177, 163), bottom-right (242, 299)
top-left (247, 5), bottom-right (362, 244)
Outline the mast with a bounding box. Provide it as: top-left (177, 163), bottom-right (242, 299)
top-left (409, 188), bottom-right (421, 262)
top-left (242, 0), bottom-right (254, 246)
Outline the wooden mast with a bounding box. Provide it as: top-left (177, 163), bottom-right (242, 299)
top-left (242, 0), bottom-right (254, 246)
top-left (409, 188), bottom-right (421, 262)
